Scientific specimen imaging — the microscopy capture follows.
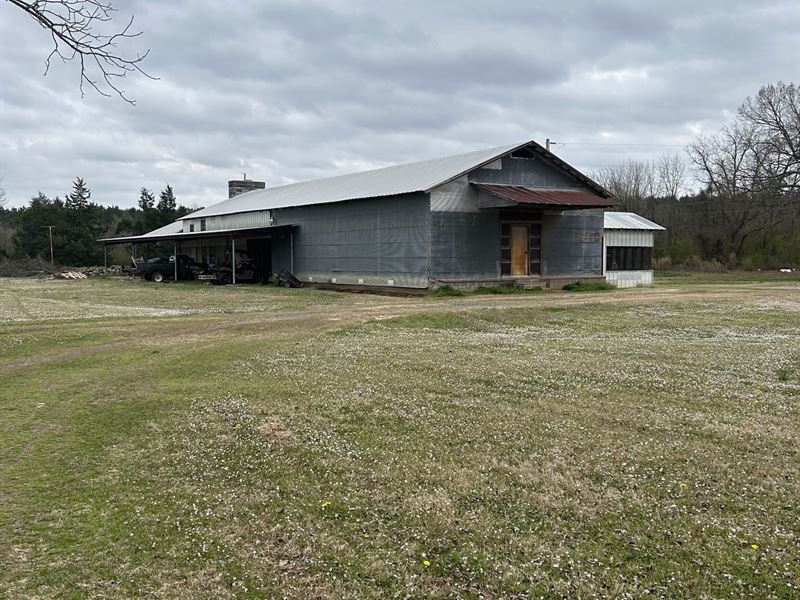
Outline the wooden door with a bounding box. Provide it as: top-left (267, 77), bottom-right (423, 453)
top-left (511, 225), bottom-right (529, 276)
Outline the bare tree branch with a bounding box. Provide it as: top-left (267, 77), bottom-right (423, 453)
top-left (5, 0), bottom-right (156, 104)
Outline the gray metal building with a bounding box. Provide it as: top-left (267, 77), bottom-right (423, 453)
top-left (102, 140), bottom-right (616, 289)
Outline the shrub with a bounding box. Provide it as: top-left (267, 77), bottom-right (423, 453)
top-left (777, 366), bottom-right (794, 382)
top-left (653, 256), bottom-right (672, 270)
top-left (431, 285), bottom-right (465, 297)
top-left (562, 281), bottom-right (616, 292)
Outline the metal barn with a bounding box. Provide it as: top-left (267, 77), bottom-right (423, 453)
top-left (603, 212), bottom-right (666, 288)
top-left (102, 140), bottom-right (619, 289)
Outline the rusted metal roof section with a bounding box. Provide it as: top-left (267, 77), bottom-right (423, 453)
top-left (475, 184), bottom-right (616, 208)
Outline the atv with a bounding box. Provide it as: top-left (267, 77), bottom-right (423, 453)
top-left (200, 254), bottom-right (269, 285)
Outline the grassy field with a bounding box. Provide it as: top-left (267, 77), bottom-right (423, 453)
top-left (1, 276), bottom-right (799, 598)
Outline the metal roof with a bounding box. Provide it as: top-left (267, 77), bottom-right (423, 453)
top-left (604, 212), bottom-right (665, 230)
top-left (179, 140), bottom-right (612, 220)
top-left (476, 184), bottom-right (615, 208)
top-left (108, 220), bottom-right (183, 241)
top-left (100, 224), bottom-right (290, 244)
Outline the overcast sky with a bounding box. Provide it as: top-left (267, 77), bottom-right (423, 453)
top-left (1, 0), bottom-right (798, 208)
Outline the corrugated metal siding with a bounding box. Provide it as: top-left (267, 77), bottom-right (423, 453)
top-left (430, 211), bottom-right (500, 279)
top-left (606, 270), bottom-right (654, 288)
top-left (605, 230), bottom-right (654, 247)
top-left (542, 209), bottom-right (604, 276)
top-left (467, 155), bottom-right (596, 191)
top-left (183, 211), bottom-right (272, 233)
top-left (271, 193), bottom-right (430, 288)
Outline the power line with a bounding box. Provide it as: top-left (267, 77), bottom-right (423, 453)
top-left (558, 142), bottom-right (687, 147)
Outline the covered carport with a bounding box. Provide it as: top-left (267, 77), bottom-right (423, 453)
top-left (100, 224), bottom-right (294, 283)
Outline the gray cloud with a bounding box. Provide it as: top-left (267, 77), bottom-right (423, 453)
top-left (1, 0), bottom-right (797, 208)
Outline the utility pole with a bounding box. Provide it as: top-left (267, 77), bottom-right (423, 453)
top-left (42, 226), bottom-right (55, 266)
top-left (546, 138), bottom-right (558, 152)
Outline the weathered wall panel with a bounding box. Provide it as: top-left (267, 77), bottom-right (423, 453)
top-left (429, 211), bottom-right (500, 279)
top-left (272, 193), bottom-right (430, 287)
top-left (430, 176), bottom-right (480, 212)
top-left (542, 209), bottom-right (604, 276)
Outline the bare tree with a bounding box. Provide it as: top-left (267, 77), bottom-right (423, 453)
top-left (654, 154), bottom-right (686, 199)
top-left (737, 82), bottom-right (800, 192)
top-left (687, 122), bottom-right (757, 198)
top-left (687, 116), bottom-right (792, 257)
top-left (5, 0), bottom-right (154, 103)
top-left (592, 158), bottom-right (655, 211)
top-left (0, 180), bottom-right (6, 209)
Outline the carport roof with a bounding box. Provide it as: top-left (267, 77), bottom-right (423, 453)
top-left (100, 224), bottom-right (291, 244)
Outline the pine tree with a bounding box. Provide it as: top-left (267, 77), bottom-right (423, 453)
top-left (138, 187), bottom-right (155, 211)
top-left (66, 177), bottom-right (91, 211)
top-left (136, 187), bottom-right (161, 234)
top-left (156, 184), bottom-right (177, 226)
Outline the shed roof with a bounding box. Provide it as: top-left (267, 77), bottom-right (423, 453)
top-left (604, 212), bottom-right (665, 231)
top-left (475, 184), bottom-right (615, 208)
top-left (180, 140), bottom-right (611, 220)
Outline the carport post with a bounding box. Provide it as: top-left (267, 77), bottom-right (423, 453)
top-left (232, 238), bottom-right (236, 284)
top-left (174, 240), bottom-right (178, 282)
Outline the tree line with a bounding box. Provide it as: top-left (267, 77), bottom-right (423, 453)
top-left (0, 179), bottom-right (194, 266)
top-left (2, 82), bottom-right (797, 270)
top-left (593, 82), bottom-right (800, 270)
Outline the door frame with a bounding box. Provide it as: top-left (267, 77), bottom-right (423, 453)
top-left (510, 224), bottom-right (529, 276)
top-left (501, 217), bottom-right (543, 277)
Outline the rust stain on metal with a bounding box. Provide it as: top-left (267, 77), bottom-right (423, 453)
top-left (475, 184), bottom-right (616, 208)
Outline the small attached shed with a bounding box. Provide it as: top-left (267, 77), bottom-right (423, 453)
top-left (603, 212), bottom-right (665, 288)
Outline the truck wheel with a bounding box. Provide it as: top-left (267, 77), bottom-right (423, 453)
top-left (218, 272), bottom-right (230, 285)
top-left (151, 270), bottom-right (165, 283)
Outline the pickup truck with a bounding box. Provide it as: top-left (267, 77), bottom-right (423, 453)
top-left (132, 255), bottom-right (202, 282)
